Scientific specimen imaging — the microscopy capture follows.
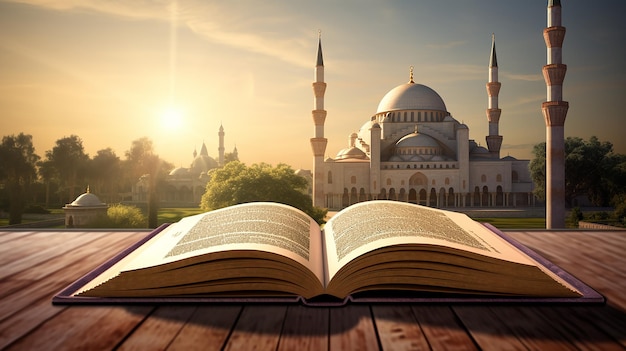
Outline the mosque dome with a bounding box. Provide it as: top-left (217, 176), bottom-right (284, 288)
top-left (393, 132), bottom-right (443, 160)
top-left (190, 142), bottom-right (219, 175)
top-left (396, 132), bottom-right (440, 148)
top-left (68, 191), bottom-right (106, 207)
top-left (169, 167), bottom-right (190, 177)
top-left (335, 147), bottom-right (368, 160)
top-left (190, 154), bottom-right (218, 175)
top-left (377, 83), bottom-right (447, 114)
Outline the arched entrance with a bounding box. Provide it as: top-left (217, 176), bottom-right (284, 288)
top-left (409, 189), bottom-right (417, 203)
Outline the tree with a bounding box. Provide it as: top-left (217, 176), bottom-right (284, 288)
top-left (201, 161), bottom-right (327, 224)
top-left (88, 148), bottom-right (121, 203)
top-left (530, 136), bottom-right (626, 207)
top-left (529, 142), bottom-right (546, 201)
top-left (37, 159), bottom-right (57, 208)
top-left (224, 151), bottom-right (239, 164)
top-left (124, 137), bottom-right (173, 228)
top-left (44, 135), bottom-right (90, 203)
top-left (0, 133), bottom-right (40, 224)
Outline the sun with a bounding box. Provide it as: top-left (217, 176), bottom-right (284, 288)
top-left (160, 105), bottom-right (184, 130)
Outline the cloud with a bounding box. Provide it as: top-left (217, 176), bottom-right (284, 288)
top-left (5, 0), bottom-right (313, 68)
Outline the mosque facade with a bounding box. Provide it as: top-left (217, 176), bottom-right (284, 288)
top-left (132, 124), bottom-right (237, 205)
top-left (310, 36), bottom-right (534, 210)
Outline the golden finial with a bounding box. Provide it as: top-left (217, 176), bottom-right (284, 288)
top-left (414, 124), bottom-right (418, 133)
top-left (409, 66), bottom-right (414, 84)
top-left (86, 185), bottom-right (90, 193)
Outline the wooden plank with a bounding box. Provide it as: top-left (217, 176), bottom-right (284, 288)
top-left (509, 231), bottom-right (626, 310)
top-left (0, 231), bottom-right (129, 280)
top-left (277, 305), bottom-right (329, 351)
top-left (167, 305), bottom-right (242, 351)
top-left (0, 232), bottom-right (144, 321)
top-left (453, 306), bottom-right (533, 351)
top-left (329, 305), bottom-right (379, 351)
top-left (411, 306), bottom-right (478, 351)
top-left (117, 306), bottom-right (197, 350)
top-left (0, 230), bottom-right (38, 245)
top-left (533, 306), bottom-right (625, 351)
top-left (568, 306), bottom-right (626, 349)
top-left (486, 306), bottom-right (580, 350)
top-left (0, 231), bottom-right (71, 266)
top-left (0, 232), bottom-right (146, 348)
top-left (371, 304), bottom-right (430, 351)
top-left (223, 305), bottom-right (288, 351)
top-left (4, 305), bottom-right (152, 350)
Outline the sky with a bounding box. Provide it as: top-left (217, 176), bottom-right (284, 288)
top-left (1, 0), bottom-right (625, 171)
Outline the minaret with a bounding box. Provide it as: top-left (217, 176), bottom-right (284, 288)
top-left (486, 34), bottom-right (503, 159)
top-left (542, 0), bottom-right (568, 228)
top-left (218, 124), bottom-right (225, 166)
top-left (310, 32), bottom-right (328, 207)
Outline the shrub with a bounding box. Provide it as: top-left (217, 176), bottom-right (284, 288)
top-left (567, 207), bottom-right (583, 227)
top-left (92, 204), bottom-right (146, 228)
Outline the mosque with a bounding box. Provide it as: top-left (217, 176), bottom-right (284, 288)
top-left (132, 124), bottom-right (238, 205)
top-left (310, 35), bottom-right (535, 210)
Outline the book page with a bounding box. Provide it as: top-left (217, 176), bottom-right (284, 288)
top-left (78, 202), bottom-right (324, 294)
top-left (323, 201), bottom-right (537, 283)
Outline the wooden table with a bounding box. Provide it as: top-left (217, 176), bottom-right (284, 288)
top-left (1, 229), bottom-right (625, 350)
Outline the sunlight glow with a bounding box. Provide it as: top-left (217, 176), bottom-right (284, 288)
top-left (160, 105), bottom-right (184, 130)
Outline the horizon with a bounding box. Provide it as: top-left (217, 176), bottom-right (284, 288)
top-left (2, 0), bottom-right (625, 170)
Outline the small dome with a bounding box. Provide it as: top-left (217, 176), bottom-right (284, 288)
top-left (396, 132), bottom-right (440, 148)
top-left (69, 192), bottom-right (106, 207)
top-left (190, 155), bottom-right (218, 175)
top-left (169, 167), bottom-right (190, 177)
top-left (377, 83), bottom-right (447, 113)
top-left (336, 147), bottom-right (368, 160)
top-left (471, 146), bottom-right (490, 154)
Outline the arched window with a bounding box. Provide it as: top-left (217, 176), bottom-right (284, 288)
top-left (445, 177), bottom-right (450, 185)
top-left (448, 187), bottom-right (455, 207)
top-left (482, 186), bottom-right (489, 206)
top-left (386, 178), bottom-right (392, 186)
top-left (481, 174), bottom-right (487, 182)
top-left (419, 189), bottom-right (427, 205)
top-left (351, 176), bottom-right (357, 184)
top-left (496, 174), bottom-right (502, 182)
top-left (328, 171), bottom-right (333, 184)
top-left (496, 185), bottom-right (503, 206)
top-left (350, 187), bottom-right (358, 205)
top-left (409, 189), bottom-right (417, 203)
top-left (429, 188), bottom-right (437, 207)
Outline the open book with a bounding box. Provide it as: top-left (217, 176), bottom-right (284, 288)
top-left (55, 201), bottom-right (603, 305)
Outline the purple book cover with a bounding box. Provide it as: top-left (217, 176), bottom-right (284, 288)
top-left (52, 223), bottom-right (605, 306)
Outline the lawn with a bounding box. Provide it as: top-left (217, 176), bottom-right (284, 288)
top-left (157, 207), bottom-right (206, 226)
top-left (473, 217), bottom-right (549, 229)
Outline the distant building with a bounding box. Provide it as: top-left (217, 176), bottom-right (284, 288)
top-left (63, 187), bottom-right (108, 227)
top-left (310, 35), bottom-right (534, 210)
top-left (132, 124), bottom-right (237, 205)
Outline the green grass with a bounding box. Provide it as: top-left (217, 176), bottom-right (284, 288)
top-left (157, 207), bottom-right (206, 226)
top-left (473, 217), bottom-right (548, 229)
